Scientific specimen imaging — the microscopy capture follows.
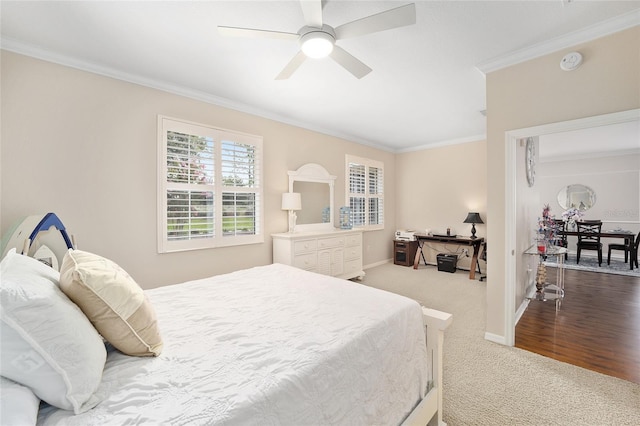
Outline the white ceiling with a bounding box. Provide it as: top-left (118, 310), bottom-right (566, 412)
top-left (2, 1), bottom-right (639, 152)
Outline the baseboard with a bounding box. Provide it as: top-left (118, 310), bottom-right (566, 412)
top-left (484, 332), bottom-right (507, 345)
top-left (515, 298), bottom-right (530, 325)
top-left (363, 259), bottom-right (392, 270)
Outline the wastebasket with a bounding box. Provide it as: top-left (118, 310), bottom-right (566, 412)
top-left (436, 253), bottom-right (457, 273)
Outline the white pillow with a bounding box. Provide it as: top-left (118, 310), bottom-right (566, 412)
top-left (0, 376), bottom-right (41, 426)
top-left (0, 249), bottom-right (107, 414)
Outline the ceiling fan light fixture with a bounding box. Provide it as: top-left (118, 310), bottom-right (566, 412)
top-left (300, 31), bottom-right (334, 58)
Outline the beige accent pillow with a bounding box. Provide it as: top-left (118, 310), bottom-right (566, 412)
top-left (59, 249), bottom-right (163, 357)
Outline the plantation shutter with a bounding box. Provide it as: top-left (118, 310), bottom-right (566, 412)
top-left (368, 165), bottom-right (384, 226)
top-left (346, 155), bottom-right (384, 230)
top-left (349, 162), bottom-right (366, 227)
top-left (159, 116), bottom-right (263, 253)
top-left (221, 139), bottom-right (260, 237)
top-left (166, 130), bottom-right (215, 242)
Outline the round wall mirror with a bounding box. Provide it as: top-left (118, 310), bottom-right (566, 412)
top-left (557, 184), bottom-right (596, 211)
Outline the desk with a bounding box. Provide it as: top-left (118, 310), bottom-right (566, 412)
top-left (413, 234), bottom-right (485, 279)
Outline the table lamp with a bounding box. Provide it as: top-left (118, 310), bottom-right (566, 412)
top-left (282, 192), bottom-right (302, 233)
top-left (463, 212), bottom-right (483, 239)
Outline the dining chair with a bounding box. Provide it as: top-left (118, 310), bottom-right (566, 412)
top-left (576, 220), bottom-right (603, 266)
top-left (607, 232), bottom-right (635, 265)
top-left (630, 231), bottom-right (640, 271)
top-left (549, 218), bottom-right (568, 260)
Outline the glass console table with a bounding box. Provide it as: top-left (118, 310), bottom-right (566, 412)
top-left (524, 245), bottom-right (568, 310)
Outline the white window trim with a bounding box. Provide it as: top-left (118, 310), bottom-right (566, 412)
top-left (345, 154), bottom-right (384, 231)
top-left (158, 115), bottom-right (264, 253)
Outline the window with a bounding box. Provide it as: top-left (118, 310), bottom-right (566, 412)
top-left (158, 116), bottom-right (263, 252)
top-left (346, 155), bottom-right (384, 230)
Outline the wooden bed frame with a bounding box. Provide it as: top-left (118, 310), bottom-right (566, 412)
top-left (402, 307), bottom-right (453, 426)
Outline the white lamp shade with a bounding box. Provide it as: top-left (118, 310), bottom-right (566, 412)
top-left (282, 192), bottom-right (302, 211)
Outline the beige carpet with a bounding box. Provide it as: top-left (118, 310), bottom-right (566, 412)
top-left (359, 262), bottom-right (640, 426)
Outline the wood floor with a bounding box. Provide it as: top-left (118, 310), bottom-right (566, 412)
top-left (515, 267), bottom-right (640, 384)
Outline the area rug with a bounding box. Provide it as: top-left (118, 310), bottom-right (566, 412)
top-left (544, 253), bottom-right (640, 277)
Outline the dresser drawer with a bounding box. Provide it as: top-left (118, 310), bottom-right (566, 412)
top-left (344, 259), bottom-right (362, 276)
top-left (344, 233), bottom-right (362, 247)
top-left (344, 245), bottom-right (361, 261)
top-left (294, 239), bottom-right (317, 254)
top-left (317, 237), bottom-right (345, 249)
top-left (293, 253), bottom-right (317, 270)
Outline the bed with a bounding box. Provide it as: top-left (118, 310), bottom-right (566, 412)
top-left (1, 248), bottom-right (452, 426)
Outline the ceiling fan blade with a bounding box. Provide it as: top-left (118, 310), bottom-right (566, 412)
top-left (275, 51), bottom-right (307, 80)
top-left (218, 26), bottom-right (299, 41)
top-left (329, 46), bottom-right (372, 79)
top-left (334, 3), bottom-right (416, 40)
top-left (299, 0), bottom-right (323, 28)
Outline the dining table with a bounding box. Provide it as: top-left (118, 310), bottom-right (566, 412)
top-left (560, 228), bottom-right (636, 270)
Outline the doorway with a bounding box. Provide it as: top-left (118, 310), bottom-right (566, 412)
top-left (503, 108), bottom-right (640, 346)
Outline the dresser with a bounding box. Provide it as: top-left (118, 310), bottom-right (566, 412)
top-left (272, 229), bottom-right (365, 280)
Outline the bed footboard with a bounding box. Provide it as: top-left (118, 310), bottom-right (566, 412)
top-left (402, 307), bottom-right (453, 426)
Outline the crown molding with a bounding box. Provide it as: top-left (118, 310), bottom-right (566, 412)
top-left (0, 37), bottom-right (395, 153)
top-left (397, 134), bottom-right (486, 154)
top-left (476, 9), bottom-right (640, 75)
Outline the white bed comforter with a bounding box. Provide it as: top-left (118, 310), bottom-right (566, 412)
top-left (38, 263), bottom-right (429, 426)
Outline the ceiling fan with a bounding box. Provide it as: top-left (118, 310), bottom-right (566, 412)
top-left (218, 1), bottom-right (416, 79)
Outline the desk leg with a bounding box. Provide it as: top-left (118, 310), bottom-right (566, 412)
top-left (413, 242), bottom-right (422, 269)
top-left (469, 243), bottom-right (481, 280)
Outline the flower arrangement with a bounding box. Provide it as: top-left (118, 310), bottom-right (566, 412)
top-left (562, 207), bottom-right (583, 225)
top-left (536, 204), bottom-right (556, 251)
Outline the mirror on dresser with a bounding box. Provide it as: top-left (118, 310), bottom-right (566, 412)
top-left (274, 163), bottom-right (364, 280)
top-left (288, 163), bottom-right (336, 231)
top-left (293, 181), bottom-right (329, 225)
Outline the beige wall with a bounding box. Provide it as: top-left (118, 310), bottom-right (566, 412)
top-left (396, 140), bottom-right (487, 271)
top-left (486, 27), bottom-right (640, 339)
top-left (0, 51), bottom-right (396, 288)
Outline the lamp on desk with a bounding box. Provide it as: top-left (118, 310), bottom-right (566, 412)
top-left (463, 212), bottom-right (483, 239)
top-left (282, 192), bottom-right (302, 233)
